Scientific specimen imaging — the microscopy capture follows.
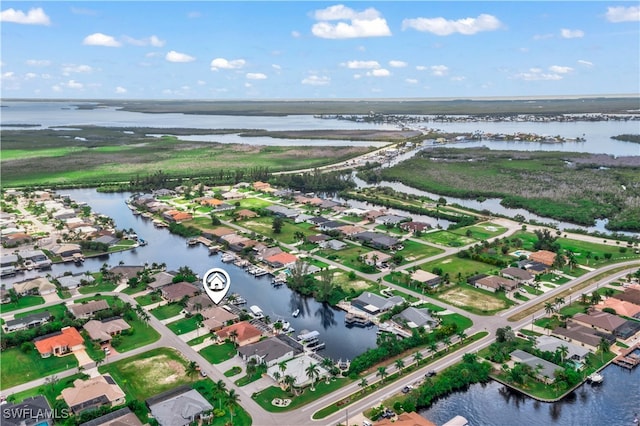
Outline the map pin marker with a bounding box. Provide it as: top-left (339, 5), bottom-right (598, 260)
top-left (202, 268), bottom-right (231, 305)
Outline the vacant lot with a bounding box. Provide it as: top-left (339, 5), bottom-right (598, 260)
top-left (98, 348), bottom-right (196, 400)
top-left (439, 286), bottom-right (509, 314)
top-left (422, 230), bottom-right (476, 247)
top-left (1, 347), bottom-right (78, 389)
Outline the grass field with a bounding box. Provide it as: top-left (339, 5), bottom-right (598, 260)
top-left (237, 198), bottom-right (273, 209)
top-left (98, 347), bottom-right (197, 401)
top-left (77, 281), bottom-right (118, 294)
top-left (253, 378), bottom-right (349, 413)
top-left (166, 316), bottom-right (202, 335)
top-left (13, 303), bottom-right (67, 320)
top-left (1, 295), bottom-right (45, 313)
top-left (115, 316), bottom-right (161, 352)
top-left (134, 293), bottom-right (163, 306)
top-left (150, 303), bottom-right (183, 320)
top-left (397, 239), bottom-right (444, 262)
top-left (316, 243), bottom-right (374, 273)
top-left (199, 342), bottom-right (237, 364)
top-left (239, 217), bottom-right (318, 244)
top-left (417, 256), bottom-right (497, 278)
top-left (1, 347), bottom-right (78, 389)
top-left (421, 230), bottom-right (476, 247)
top-left (450, 222), bottom-right (508, 240)
top-left (437, 284), bottom-right (513, 315)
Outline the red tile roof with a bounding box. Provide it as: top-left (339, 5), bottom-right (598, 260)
top-left (265, 252), bottom-right (298, 265)
top-left (216, 321), bottom-right (262, 344)
top-left (34, 327), bottom-right (84, 355)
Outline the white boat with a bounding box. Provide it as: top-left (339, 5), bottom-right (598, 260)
top-left (249, 305), bottom-right (264, 318)
top-left (587, 372), bottom-right (603, 384)
top-left (292, 308), bottom-right (300, 318)
top-left (221, 253), bottom-right (236, 263)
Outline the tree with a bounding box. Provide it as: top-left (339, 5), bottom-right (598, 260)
top-left (284, 375), bottom-right (296, 393)
top-left (394, 359), bottom-right (405, 374)
top-left (305, 362), bottom-right (320, 391)
top-left (136, 305), bottom-right (150, 327)
top-left (186, 361), bottom-right (198, 378)
top-left (225, 389), bottom-right (240, 425)
top-left (278, 360), bottom-right (288, 377)
top-left (597, 337), bottom-right (610, 362)
top-left (544, 302), bottom-right (557, 317)
top-left (212, 380), bottom-right (227, 410)
top-left (358, 377), bottom-right (368, 394)
top-left (590, 292), bottom-right (602, 305)
top-left (317, 269), bottom-right (334, 303)
top-left (321, 358), bottom-right (334, 383)
top-left (557, 345), bottom-right (569, 364)
top-left (272, 217), bottom-right (284, 234)
top-left (376, 366), bottom-right (388, 382)
top-left (413, 351), bottom-right (423, 365)
top-left (443, 336), bottom-right (452, 351)
top-left (457, 330), bottom-right (467, 344)
top-left (272, 371), bottom-right (281, 386)
top-left (429, 342), bottom-right (438, 358)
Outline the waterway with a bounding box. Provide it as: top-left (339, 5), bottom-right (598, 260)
top-left (419, 362), bottom-right (639, 426)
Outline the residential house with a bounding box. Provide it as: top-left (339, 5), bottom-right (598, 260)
top-left (162, 210), bottom-right (192, 223)
top-left (17, 249), bottom-right (52, 269)
top-left (534, 335), bottom-right (590, 363)
top-left (411, 269), bottom-right (442, 288)
top-left (265, 354), bottom-right (328, 387)
top-left (529, 250), bottom-right (558, 267)
top-left (594, 298), bottom-right (640, 319)
top-left (235, 209), bottom-right (258, 220)
top-left (307, 216), bottom-right (329, 226)
top-left (184, 294), bottom-right (216, 314)
top-left (2, 232), bottom-right (31, 246)
top-left (213, 203), bottom-right (235, 212)
top-left (265, 205), bottom-right (298, 218)
top-left (320, 199), bottom-right (340, 209)
top-left (252, 181), bottom-right (271, 191)
top-left (361, 250), bottom-right (392, 268)
top-left (294, 213), bottom-right (313, 224)
top-left (264, 252), bottom-right (298, 269)
top-left (1, 254), bottom-right (18, 268)
top-left (94, 235), bottom-right (119, 246)
top-left (12, 277), bottom-right (57, 296)
top-left (79, 407), bottom-right (144, 426)
top-left (237, 336), bottom-right (298, 367)
top-left (57, 273), bottom-right (95, 290)
top-left (200, 306), bottom-right (239, 331)
top-left (394, 307), bottom-right (438, 330)
top-left (52, 208), bottom-right (77, 220)
top-left (2, 395), bottom-right (53, 426)
top-left (161, 282), bottom-right (199, 303)
top-left (353, 231), bottom-right (400, 250)
top-left (319, 239), bottom-right (347, 250)
top-left (153, 188), bottom-right (176, 197)
top-left (375, 214), bottom-right (409, 226)
top-left (318, 220), bottom-right (345, 232)
top-left (109, 265), bottom-right (145, 281)
top-left (34, 327), bottom-right (84, 357)
top-left (68, 300), bottom-right (110, 318)
top-left (572, 311), bottom-right (626, 334)
top-left (147, 386), bottom-right (213, 426)
top-left (147, 271), bottom-right (176, 290)
top-left (221, 190), bottom-right (245, 200)
top-left (364, 210), bottom-right (385, 221)
top-left (613, 287), bottom-right (640, 305)
top-left (52, 244), bottom-right (82, 259)
top-left (62, 375), bottom-right (126, 414)
top-left (4, 311), bottom-right (51, 333)
top-left (351, 292), bottom-right (405, 315)
top-left (204, 227), bottom-right (236, 240)
top-left (552, 321), bottom-right (616, 352)
top-left (377, 412), bottom-right (436, 426)
top-left (474, 275), bottom-right (519, 293)
top-left (522, 261), bottom-right (549, 275)
top-left (306, 234), bottom-right (329, 244)
top-left (258, 246), bottom-right (283, 261)
top-left (199, 198), bottom-right (223, 207)
top-left (83, 318), bottom-right (131, 343)
top-left (400, 221), bottom-right (432, 234)
top-left (215, 321), bottom-right (262, 346)
top-left (509, 350), bottom-right (560, 384)
top-left (500, 267), bottom-right (534, 284)
top-left (336, 225), bottom-right (366, 237)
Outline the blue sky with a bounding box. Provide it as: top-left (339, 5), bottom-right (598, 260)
top-left (1, 2), bottom-right (639, 99)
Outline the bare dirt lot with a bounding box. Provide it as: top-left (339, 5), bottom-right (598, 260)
top-left (440, 287), bottom-right (507, 312)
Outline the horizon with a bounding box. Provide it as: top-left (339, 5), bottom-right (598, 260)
top-left (2, 2), bottom-right (639, 99)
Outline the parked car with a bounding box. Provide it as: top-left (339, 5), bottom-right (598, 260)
top-left (402, 386), bottom-right (411, 394)
top-left (200, 370), bottom-right (207, 377)
top-left (425, 370), bottom-right (436, 377)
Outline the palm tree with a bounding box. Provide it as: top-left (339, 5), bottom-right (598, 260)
top-left (376, 366), bottom-right (388, 383)
top-left (394, 359), bottom-right (405, 375)
top-left (229, 330), bottom-right (239, 347)
top-left (429, 342), bottom-right (438, 359)
top-left (457, 330), bottom-right (467, 345)
top-left (544, 301), bottom-right (556, 317)
top-left (212, 380), bottom-right (227, 410)
top-left (443, 336), bottom-right (452, 351)
top-left (597, 337), bottom-right (610, 363)
top-left (413, 351), bottom-right (423, 366)
top-left (186, 361), bottom-right (198, 378)
top-left (272, 371), bottom-right (281, 387)
top-left (321, 358), bottom-right (334, 383)
top-left (305, 363), bottom-right (320, 391)
top-left (225, 389), bottom-right (240, 425)
top-left (278, 361), bottom-right (287, 377)
top-left (557, 345), bottom-right (569, 364)
top-left (283, 375), bottom-right (296, 393)
top-left (358, 377), bottom-right (368, 394)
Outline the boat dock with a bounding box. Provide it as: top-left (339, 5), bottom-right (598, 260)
top-left (613, 343), bottom-right (640, 369)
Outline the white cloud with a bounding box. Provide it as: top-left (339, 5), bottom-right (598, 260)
top-left (1, 71), bottom-right (15, 80)
top-left (416, 65), bottom-right (427, 71)
top-left (431, 65), bottom-right (449, 76)
top-left (514, 67), bottom-right (564, 81)
top-left (405, 78), bottom-right (418, 84)
top-left (451, 76), bottom-right (466, 81)
top-left (26, 59), bottom-right (51, 67)
top-left (25, 72), bottom-right (38, 80)
top-left (62, 64), bottom-right (93, 75)
top-left (41, 73), bottom-right (51, 79)
top-left (367, 68), bottom-right (390, 77)
top-left (311, 5), bottom-right (391, 39)
top-left (389, 60), bottom-right (408, 68)
top-left (605, 6), bottom-right (640, 23)
top-left (353, 74), bottom-right (362, 79)
top-left (302, 75), bottom-right (331, 86)
top-left (1, 7), bottom-right (50, 25)
top-left (402, 14), bottom-right (502, 36)
top-left (291, 30), bottom-right (301, 38)
top-left (548, 65), bottom-right (573, 74)
top-left (83, 33), bottom-right (121, 47)
top-left (246, 72), bottom-right (267, 80)
top-left (123, 35), bottom-right (166, 47)
top-left (344, 60), bottom-right (380, 69)
top-left (115, 86), bottom-right (127, 94)
top-left (578, 59), bottom-right (594, 67)
top-left (197, 80), bottom-right (206, 86)
top-left (244, 82), bottom-right (252, 88)
top-left (166, 50), bottom-right (195, 63)
top-left (272, 64), bottom-right (282, 70)
top-left (560, 28), bottom-right (584, 39)
top-left (210, 58), bottom-right (246, 70)
top-left (66, 80), bottom-right (84, 89)
top-left (52, 85), bottom-right (62, 92)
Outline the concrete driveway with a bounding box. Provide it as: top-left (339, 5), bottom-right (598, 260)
top-left (73, 349), bottom-right (93, 366)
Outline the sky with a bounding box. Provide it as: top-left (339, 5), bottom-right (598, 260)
top-left (1, 1), bottom-right (639, 99)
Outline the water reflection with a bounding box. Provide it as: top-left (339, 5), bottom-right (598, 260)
top-left (314, 303), bottom-right (337, 329)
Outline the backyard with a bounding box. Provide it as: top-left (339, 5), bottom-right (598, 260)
top-left (199, 342), bottom-right (237, 364)
top-left (1, 347), bottom-right (78, 389)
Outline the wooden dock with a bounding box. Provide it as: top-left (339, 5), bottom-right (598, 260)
top-left (613, 343), bottom-right (640, 369)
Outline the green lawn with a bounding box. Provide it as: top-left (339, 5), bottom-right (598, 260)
top-left (115, 316), bottom-right (161, 352)
top-left (237, 198), bottom-right (273, 209)
top-left (187, 334), bottom-right (211, 346)
top-left (538, 273), bottom-right (570, 284)
top-left (450, 222), bottom-right (508, 241)
top-left (1, 295), bottom-right (45, 313)
top-left (98, 347), bottom-right (198, 401)
top-left (1, 347), bottom-right (78, 389)
top-left (521, 285), bottom-right (543, 295)
top-left (397, 239), bottom-right (444, 262)
top-left (421, 230), bottom-right (475, 247)
top-left (224, 366), bottom-right (242, 377)
top-left (13, 303), bottom-right (67, 320)
top-left (339, 215), bottom-right (364, 223)
top-left (317, 243), bottom-right (375, 273)
top-left (191, 380), bottom-right (252, 426)
top-left (135, 293), bottom-right (163, 306)
top-left (253, 378), bottom-right (350, 412)
top-left (199, 342), bottom-right (237, 364)
top-left (439, 312), bottom-right (473, 331)
top-left (78, 281), bottom-right (118, 294)
top-left (150, 303), bottom-right (183, 320)
top-left (417, 256), bottom-right (497, 278)
top-left (239, 216), bottom-right (318, 244)
top-left (166, 316), bottom-right (203, 335)
top-left (374, 225), bottom-right (408, 235)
